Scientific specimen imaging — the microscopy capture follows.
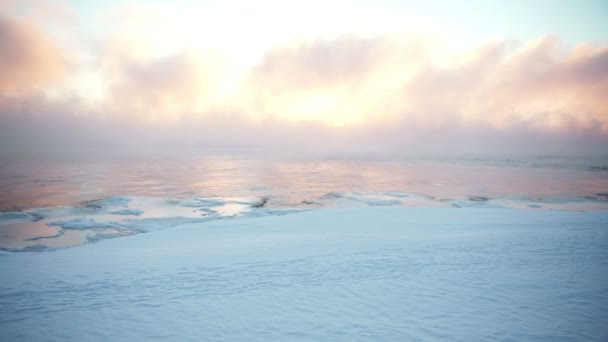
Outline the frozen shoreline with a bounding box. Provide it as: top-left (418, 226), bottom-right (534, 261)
top-left (2, 192), bottom-right (608, 251)
top-left (1, 207), bottom-right (607, 341)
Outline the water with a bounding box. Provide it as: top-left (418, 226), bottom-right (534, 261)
top-left (1, 155), bottom-right (608, 251)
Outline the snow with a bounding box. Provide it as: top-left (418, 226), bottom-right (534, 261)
top-left (1, 207), bottom-right (607, 341)
top-left (2, 192), bottom-right (608, 252)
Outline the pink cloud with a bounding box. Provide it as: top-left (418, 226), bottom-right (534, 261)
top-left (0, 13), bottom-right (66, 97)
top-left (245, 35), bottom-right (608, 130)
top-left (104, 52), bottom-right (209, 121)
top-left (0, 4), bottom-right (606, 158)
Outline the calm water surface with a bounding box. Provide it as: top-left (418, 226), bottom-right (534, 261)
top-left (1, 155), bottom-right (607, 251)
top-left (2, 156), bottom-right (608, 211)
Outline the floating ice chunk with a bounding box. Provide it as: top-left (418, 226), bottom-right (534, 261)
top-left (85, 228), bottom-right (137, 243)
top-left (27, 206), bottom-right (94, 220)
top-left (301, 200), bottom-right (321, 205)
top-left (321, 192), bottom-right (344, 200)
top-left (243, 208), bottom-right (304, 218)
top-left (453, 200), bottom-right (506, 209)
top-left (0, 212), bottom-right (34, 224)
top-left (381, 191), bottom-right (410, 198)
top-left (48, 217), bottom-right (119, 230)
top-left (0, 212), bottom-right (32, 220)
top-left (179, 198), bottom-right (226, 207)
top-left (226, 197), bottom-right (266, 206)
top-left (342, 193), bottom-right (404, 206)
top-left (109, 209), bottom-right (144, 216)
top-left (194, 207), bottom-right (216, 215)
top-left (210, 203), bottom-right (251, 217)
top-left (468, 196), bottom-right (489, 202)
top-left (119, 217), bottom-right (207, 232)
top-left (251, 197), bottom-right (269, 208)
top-left (84, 196), bottom-right (133, 209)
top-left (13, 244), bottom-right (50, 252)
top-left (24, 227), bottom-right (66, 241)
top-left (353, 197), bottom-right (403, 206)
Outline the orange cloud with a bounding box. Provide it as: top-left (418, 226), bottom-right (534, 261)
top-left (241, 35), bottom-right (427, 125)
top-left (104, 52), bottom-right (207, 122)
top-left (441, 37), bottom-right (608, 129)
top-left (0, 2), bottom-right (607, 158)
top-left (243, 35), bottom-right (608, 131)
top-left (0, 13), bottom-right (65, 97)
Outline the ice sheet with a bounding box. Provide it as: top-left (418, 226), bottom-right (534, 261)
top-left (2, 192), bottom-right (608, 251)
top-left (1, 207), bottom-right (607, 341)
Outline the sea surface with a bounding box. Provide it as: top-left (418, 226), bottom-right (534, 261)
top-left (1, 155), bottom-right (608, 251)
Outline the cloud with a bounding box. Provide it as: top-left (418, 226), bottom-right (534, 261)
top-left (250, 35), bottom-right (394, 89)
top-left (103, 52), bottom-right (207, 122)
top-left (240, 35), bottom-right (428, 125)
top-left (0, 2), bottom-right (607, 159)
top-left (437, 37), bottom-right (608, 129)
top-left (244, 35), bottom-right (608, 131)
top-left (0, 13), bottom-right (66, 97)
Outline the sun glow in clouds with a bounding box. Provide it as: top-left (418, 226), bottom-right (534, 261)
top-left (0, 0), bottom-right (607, 156)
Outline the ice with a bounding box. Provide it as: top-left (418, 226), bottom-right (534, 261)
top-left (244, 207), bottom-right (305, 218)
top-left (320, 192), bottom-right (344, 200)
top-left (491, 197), bottom-right (608, 211)
top-left (451, 199), bottom-right (507, 209)
top-left (316, 191), bottom-right (444, 208)
top-left (110, 209), bottom-right (144, 216)
top-left (344, 193), bottom-right (403, 206)
top-left (380, 191), bottom-right (410, 198)
top-left (1, 207), bottom-right (607, 340)
top-left (48, 217), bottom-right (120, 230)
top-left (0, 195), bottom-right (282, 251)
top-left (84, 196), bottom-right (133, 209)
top-left (118, 217), bottom-right (210, 232)
top-left (468, 195), bottom-right (490, 201)
top-left (26, 206), bottom-right (95, 220)
top-left (3, 192), bottom-right (608, 252)
top-left (318, 192), bottom-right (402, 207)
top-left (178, 197), bottom-right (226, 207)
top-left (0, 211), bottom-right (34, 224)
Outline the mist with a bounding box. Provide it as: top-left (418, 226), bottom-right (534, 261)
top-left (2, 107), bottom-right (607, 163)
top-left (1, 2), bottom-right (607, 163)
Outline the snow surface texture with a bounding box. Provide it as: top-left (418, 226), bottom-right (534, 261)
top-left (1, 207), bottom-right (607, 341)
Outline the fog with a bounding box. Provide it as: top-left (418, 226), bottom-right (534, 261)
top-left (2, 107), bottom-right (607, 162)
top-left (1, 3), bottom-right (607, 162)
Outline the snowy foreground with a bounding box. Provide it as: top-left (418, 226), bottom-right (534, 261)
top-left (1, 207), bottom-right (608, 341)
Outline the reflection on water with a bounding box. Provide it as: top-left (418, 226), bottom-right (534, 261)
top-left (1, 156), bottom-right (607, 251)
top-left (0, 221), bottom-right (62, 247)
top-left (1, 156), bottom-right (608, 212)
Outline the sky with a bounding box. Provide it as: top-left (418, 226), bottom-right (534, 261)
top-left (1, 0), bottom-right (607, 158)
